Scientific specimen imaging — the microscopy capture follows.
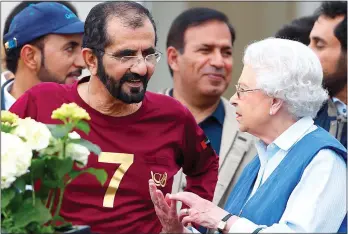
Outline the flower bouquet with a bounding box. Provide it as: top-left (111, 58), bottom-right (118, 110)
top-left (1, 103), bottom-right (107, 234)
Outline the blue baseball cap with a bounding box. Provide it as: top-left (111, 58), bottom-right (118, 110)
top-left (4, 2), bottom-right (84, 50)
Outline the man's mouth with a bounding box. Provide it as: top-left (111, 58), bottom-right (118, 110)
top-left (125, 79), bottom-right (143, 87)
top-left (67, 70), bottom-right (82, 79)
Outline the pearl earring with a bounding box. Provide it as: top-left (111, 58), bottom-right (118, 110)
top-left (270, 110), bottom-right (273, 115)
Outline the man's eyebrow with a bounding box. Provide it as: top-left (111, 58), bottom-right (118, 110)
top-left (63, 41), bottom-right (80, 48)
top-left (142, 47), bottom-right (156, 55)
top-left (195, 43), bottom-right (232, 50)
top-left (311, 36), bottom-right (327, 44)
top-left (113, 49), bottom-right (137, 57)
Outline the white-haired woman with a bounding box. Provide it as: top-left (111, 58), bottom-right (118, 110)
top-left (149, 38), bottom-right (347, 233)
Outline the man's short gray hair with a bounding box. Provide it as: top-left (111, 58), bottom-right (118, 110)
top-left (243, 37), bottom-right (328, 119)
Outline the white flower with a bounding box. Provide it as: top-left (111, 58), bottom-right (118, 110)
top-left (1, 132), bottom-right (32, 189)
top-left (65, 143), bottom-right (90, 166)
top-left (68, 131), bottom-right (81, 140)
top-left (13, 117), bottom-right (52, 151)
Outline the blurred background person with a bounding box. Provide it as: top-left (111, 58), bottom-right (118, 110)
top-left (1, 1), bottom-right (85, 110)
top-left (275, 15), bottom-right (316, 45)
top-left (1, 40), bottom-right (15, 84)
top-left (309, 1), bottom-right (347, 149)
top-left (1, 1), bottom-right (79, 85)
top-left (160, 7), bottom-right (256, 210)
top-left (150, 37), bottom-right (346, 233)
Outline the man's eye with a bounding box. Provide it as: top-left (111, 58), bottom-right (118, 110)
top-left (223, 51), bottom-right (232, 57)
top-left (315, 42), bottom-right (325, 49)
top-left (198, 48), bottom-right (210, 53)
top-left (66, 47), bottom-right (73, 52)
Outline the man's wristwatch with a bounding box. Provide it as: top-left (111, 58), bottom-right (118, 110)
top-left (217, 213), bottom-right (233, 233)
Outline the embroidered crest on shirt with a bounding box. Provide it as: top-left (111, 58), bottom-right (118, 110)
top-left (151, 171), bottom-right (167, 187)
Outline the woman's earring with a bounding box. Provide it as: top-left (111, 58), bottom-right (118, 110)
top-left (269, 110), bottom-right (273, 115)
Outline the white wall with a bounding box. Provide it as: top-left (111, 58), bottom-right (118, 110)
top-left (146, 2), bottom-right (188, 92)
top-left (295, 1), bottom-right (322, 18)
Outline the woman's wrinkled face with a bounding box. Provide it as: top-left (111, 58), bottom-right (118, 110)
top-left (229, 65), bottom-right (272, 135)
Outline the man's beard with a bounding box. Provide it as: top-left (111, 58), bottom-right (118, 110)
top-left (323, 53), bottom-right (347, 97)
top-left (96, 56), bottom-right (149, 104)
top-left (37, 50), bottom-right (82, 84)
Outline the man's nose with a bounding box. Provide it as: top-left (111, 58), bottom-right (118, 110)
top-left (74, 49), bottom-right (86, 69)
top-left (130, 58), bottom-right (147, 77)
top-left (210, 51), bottom-right (224, 68)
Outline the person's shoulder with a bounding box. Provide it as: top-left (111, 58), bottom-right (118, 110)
top-left (145, 91), bottom-right (191, 116)
top-left (27, 81), bottom-right (73, 97)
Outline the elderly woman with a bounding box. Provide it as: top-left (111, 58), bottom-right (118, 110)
top-left (149, 38), bottom-right (347, 233)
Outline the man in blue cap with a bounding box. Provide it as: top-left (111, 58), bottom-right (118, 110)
top-left (1, 2), bottom-right (85, 110)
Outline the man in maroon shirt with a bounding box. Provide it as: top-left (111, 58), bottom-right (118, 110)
top-left (9, 2), bottom-right (219, 233)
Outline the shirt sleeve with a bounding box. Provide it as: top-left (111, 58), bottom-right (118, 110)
top-left (9, 90), bottom-right (38, 119)
top-left (228, 149), bottom-right (346, 233)
top-left (180, 107), bottom-right (219, 202)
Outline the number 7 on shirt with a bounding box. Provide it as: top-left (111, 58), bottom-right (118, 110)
top-left (98, 152), bottom-right (134, 208)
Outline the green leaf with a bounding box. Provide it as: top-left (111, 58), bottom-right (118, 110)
top-left (7, 192), bottom-right (23, 212)
top-left (69, 138), bottom-right (101, 155)
top-left (30, 158), bottom-right (46, 180)
top-left (37, 225), bottom-right (54, 234)
top-left (67, 169), bottom-right (107, 186)
top-left (55, 157), bottom-right (73, 179)
top-left (1, 187), bottom-right (16, 210)
top-left (13, 198), bottom-right (52, 228)
top-left (67, 170), bottom-right (82, 182)
top-left (75, 120), bottom-right (90, 135)
top-left (42, 157), bottom-right (73, 188)
top-left (0, 124), bottom-right (16, 133)
top-left (52, 215), bottom-right (73, 229)
top-left (84, 168), bottom-right (108, 186)
top-left (26, 221), bottom-right (54, 234)
top-left (13, 177), bottom-right (26, 192)
top-left (47, 124), bottom-right (73, 138)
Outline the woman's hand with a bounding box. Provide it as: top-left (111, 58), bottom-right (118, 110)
top-left (149, 179), bottom-right (187, 233)
top-left (170, 192), bottom-right (230, 229)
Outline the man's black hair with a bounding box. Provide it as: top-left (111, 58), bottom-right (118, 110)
top-left (275, 15), bottom-right (317, 45)
top-left (315, 1), bottom-right (347, 51)
top-left (82, 1), bottom-right (157, 57)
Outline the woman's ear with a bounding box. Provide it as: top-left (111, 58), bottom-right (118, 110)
top-left (82, 48), bottom-right (98, 76)
top-left (269, 98), bottom-right (284, 116)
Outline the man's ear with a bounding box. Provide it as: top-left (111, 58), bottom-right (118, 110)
top-left (82, 48), bottom-right (98, 76)
top-left (167, 46), bottom-right (181, 74)
top-left (20, 45), bottom-right (42, 71)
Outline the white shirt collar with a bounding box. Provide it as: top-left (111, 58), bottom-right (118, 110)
top-left (1, 74), bottom-right (16, 110)
top-left (255, 117), bottom-right (315, 163)
top-left (332, 97), bottom-right (347, 117)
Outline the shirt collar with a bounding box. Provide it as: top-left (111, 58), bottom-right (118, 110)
top-left (210, 99), bottom-right (225, 125)
top-left (170, 88), bottom-right (225, 125)
top-left (332, 97), bottom-right (347, 117)
top-left (255, 116), bottom-right (314, 165)
top-left (273, 116), bottom-right (314, 151)
top-left (2, 78), bottom-right (16, 110)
